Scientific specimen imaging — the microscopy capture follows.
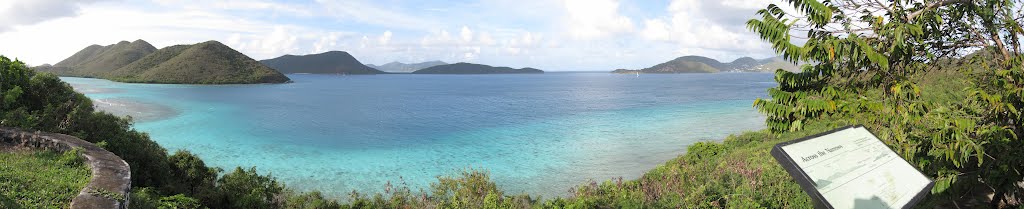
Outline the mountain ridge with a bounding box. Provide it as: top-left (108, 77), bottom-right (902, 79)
top-left (368, 61), bottom-right (447, 73)
top-left (260, 51), bottom-right (384, 74)
top-left (613, 55), bottom-right (801, 74)
top-left (412, 62), bottom-right (544, 74)
top-left (35, 40), bottom-right (290, 84)
top-left (43, 39), bottom-right (158, 77)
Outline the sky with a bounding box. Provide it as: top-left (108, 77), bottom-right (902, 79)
top-left (0, 0), bottom-right (783, 71)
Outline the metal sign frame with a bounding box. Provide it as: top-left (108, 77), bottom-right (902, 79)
top-left (770, 125), bottom-right (934, 209)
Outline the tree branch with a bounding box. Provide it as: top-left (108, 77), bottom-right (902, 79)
top-left (907, 0), bottom-right (971, 21)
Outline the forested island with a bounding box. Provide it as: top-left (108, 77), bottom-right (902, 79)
top-left (368, 61), bottom-right (447, 73)
top-left (34, 40), bottom-right (290, 84)
top-left (260, 51), bottom-right (384, 75)
top-left (612, 55), bottom-right (800, 74)
top-left (412, 62), bottom-right (544, 74)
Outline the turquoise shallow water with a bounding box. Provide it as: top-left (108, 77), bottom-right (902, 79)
top-left (61, 72), bottom-right (774, 198)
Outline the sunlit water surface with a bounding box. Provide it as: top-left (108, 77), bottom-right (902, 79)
top-left (61, 72), bottom-right (773, 198)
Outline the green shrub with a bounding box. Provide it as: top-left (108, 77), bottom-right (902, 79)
top-left (748, 0), bottom-right (1024, 206)
top-left (129, 188), bottom-right (204, 209)
top-left (59, 147), bottom-right (85, 167)
top-left (158, 194), bottom-right (203, 209)
top-left (166, 150), bottom-right (219, 199)
top-left (281, 190), bottom-right (341, 209)
top-left (129, 187), bottom-right (161, 209)
top-left (209, 167), bottom-right (283, 209)
top-left (684, 141), bottom-right (726, 163)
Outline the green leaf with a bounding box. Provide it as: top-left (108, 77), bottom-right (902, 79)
top-left (931, 176), bottom-right (954, 194)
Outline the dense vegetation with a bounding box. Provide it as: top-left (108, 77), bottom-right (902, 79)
top-left (35, 40), bottom-right (290, 84)
top-left (260, 51), bottom-right (385, 75)
top-left (612, 56), bottom-right (800, 74)
top-left (413, 62), bottom-right (544, 74)
top-left (367, 61), bottom-right (448, 73)
top-left (0, 149), bottom-right (91, 208)
top-left (747, 0), bottom-right (1024, 207)
top-left (1, 56), bottom-right (321, 208)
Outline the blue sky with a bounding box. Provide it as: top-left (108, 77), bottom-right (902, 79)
top-left (0, 0), bottom-right (781, 71)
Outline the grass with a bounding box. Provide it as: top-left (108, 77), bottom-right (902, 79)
top-left (0, 149), bottom-right (91, 209)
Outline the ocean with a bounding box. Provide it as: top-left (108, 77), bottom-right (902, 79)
top-left (60, 72), bottom-right (774, 198)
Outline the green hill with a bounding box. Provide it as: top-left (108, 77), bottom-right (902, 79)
top-left (36, 40), bottom-right (157, 77)
top-left (636, 56), bottom-right (722, 73)
top-left (36, 40), bottom-right (289, 84)
top-left (368, 61), bottom-right (447, 73)
top-left (412, 62), bottom-right (543, 74)
top-left (106, 41), bottom-right (290, 84)
top-left (754, 57), bottom-right (803, 72)
top-left (614, 55), bottom-right (801, 74)
top-left (260, 51), bottom-right (384, 74)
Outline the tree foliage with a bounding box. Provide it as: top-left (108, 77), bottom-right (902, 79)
top-left (209, 167), bottom-right (285, 209)
top-left (3, 55), bottom-right (338, 209)
top-left (167, 151), bottom-right (220, 200)
top-left (749, 0), bottom-right (1023, 206)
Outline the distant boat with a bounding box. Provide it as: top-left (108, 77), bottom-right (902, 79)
top-left (636, 71), bottom-right (640, 77)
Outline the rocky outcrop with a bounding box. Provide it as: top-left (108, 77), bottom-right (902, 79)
top-left (0, 127), bottom-right (131, 209)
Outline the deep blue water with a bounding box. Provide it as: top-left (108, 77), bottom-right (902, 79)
top-left (61, 72), bottom-right (775, 198)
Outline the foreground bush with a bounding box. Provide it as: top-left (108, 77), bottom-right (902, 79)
top-left (748, 0), bottom-right (1024, 207)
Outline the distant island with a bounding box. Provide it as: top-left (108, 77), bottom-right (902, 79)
top-left (35, 40), bottom-right (290, 84)
top-left (412, 62), bottom-right (543, 74)
top-left (260, 51), bottom-right (384, 74)
top-left (367, 61), bottom-right (447, 73)
top-left (613, 56), bottom-right (800, 74)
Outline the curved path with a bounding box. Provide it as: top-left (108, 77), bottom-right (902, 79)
top-left (0, 127), bottom-right (131, 209)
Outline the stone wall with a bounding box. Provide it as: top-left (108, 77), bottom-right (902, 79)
top-left (0, 127), bottom-right (131, 209)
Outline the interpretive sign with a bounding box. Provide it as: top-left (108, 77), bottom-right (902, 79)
top-left (771, 125), bottom-right (933, 209)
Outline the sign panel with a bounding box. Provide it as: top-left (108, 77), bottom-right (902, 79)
top-left (771, 125), bottom-right (933, 209)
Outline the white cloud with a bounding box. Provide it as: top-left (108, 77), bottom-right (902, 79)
top-left (0, 3), bottom-right (356, 64)
top-left (0, 5), bottom-right (260, 64)
top-left (522, 32), bottom-right (537, 45)
top-left (637, 0), bottom-right (774, 55)
top-left (460, 26), bottom-right (473, 42)
top-left (501, 32), bottom-right (543, 56)
top-left (720, 0), bottom-right (771, 10)
top-left (0, 0), bottom-right (110, 32)
top-left (420, 29), bottom-right (453, 47)
top-left (152, 0), bottom-right (315, 17)
top-left (562, 0), bottom-right (634, 40)
top-left (379, 31), bottom-right (393, 45)
top-left (312, 32), bottom-right (344, 54)
top-left (219, 24), bottom-right (354, 59)
top-left (0, 0), bottom-right (785, 71)
top-left (315, 0), bottom-right (439, 31)
top-left (639, 19), bottom-right (671, 41)
top-left (256, 26), bottom-right (300, 55)
top-left (477, 32), bottom-right (496, 46)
